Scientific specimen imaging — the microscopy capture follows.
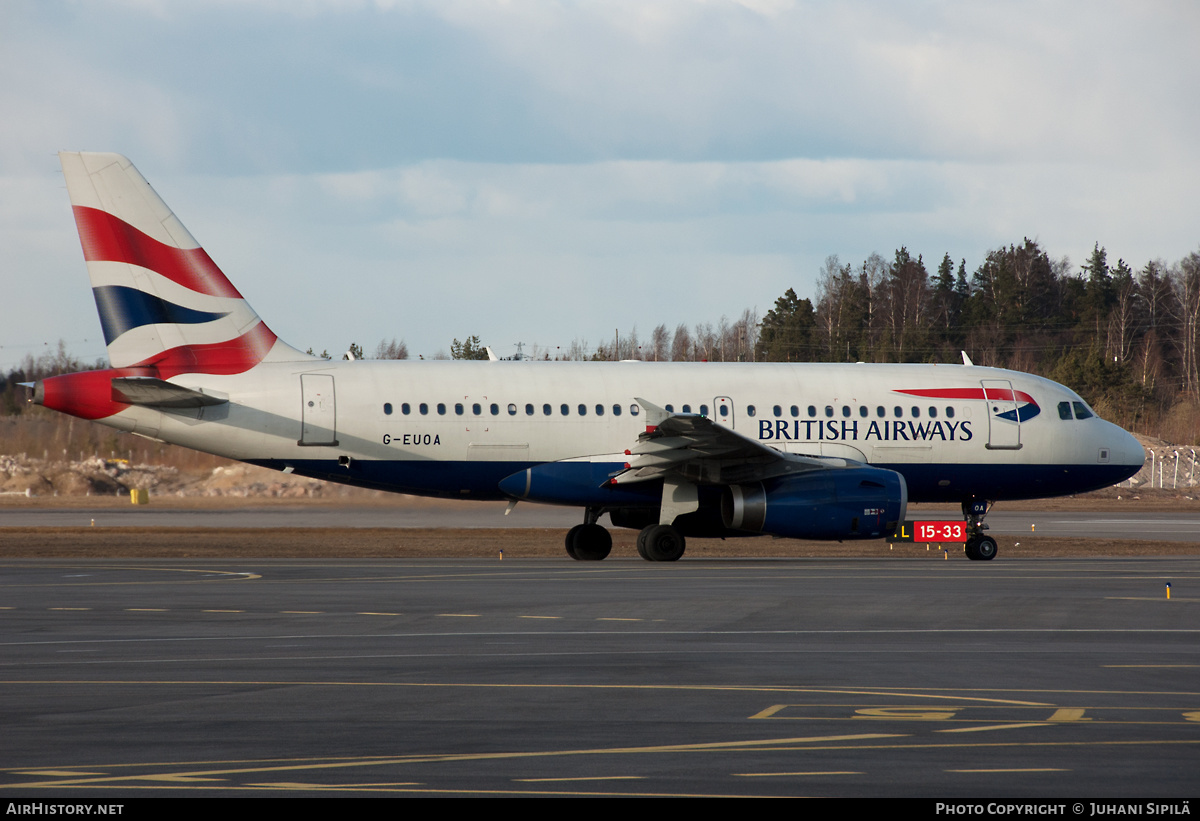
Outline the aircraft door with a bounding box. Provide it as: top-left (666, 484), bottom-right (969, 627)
top-left (299, 373), bottom-right (339, 446)
top-left (713, 396), bottom-right (735, 429)
top-left (981, 379), bottom-right (1021, 450)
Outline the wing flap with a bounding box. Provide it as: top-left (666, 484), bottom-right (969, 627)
top-left (606, 397), bottom-right (837, 488)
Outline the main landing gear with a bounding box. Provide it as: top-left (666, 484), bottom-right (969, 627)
top-left (565, 507), bottom-right (612, 561)
top-left (636, 524), bottom-right (686, 562)
top-left (962, 498), bottom-right (998, 561)
top-left (564, 509), bottom-right (686, 562)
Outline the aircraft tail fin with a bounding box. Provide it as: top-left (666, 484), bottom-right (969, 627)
top-left (58, 152), bottom-right (308, 377)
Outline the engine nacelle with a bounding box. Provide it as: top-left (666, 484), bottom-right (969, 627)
top-left (721, 466), bottom-right (907, 540)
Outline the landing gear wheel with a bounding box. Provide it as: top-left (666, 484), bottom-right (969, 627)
top-left (567, 523), bottom-right (612, 561)
top-left (636, 527), bottom-right (650, 560)
top-left (973, 535), bottom-right (997, 561)
top-left (565, 525), bottom-right (583, 560)
top-left (964, 536), bottom-right (998, 561)
top-left (639, 524), bottom-right (686, 562)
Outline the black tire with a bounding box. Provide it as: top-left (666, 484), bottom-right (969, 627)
top-left (964, 537), bottom-right (979, 560)
top-left (570, 523), bottom-right (612, 561)
top-left (974, 536), bottom-right (998, 561)
top-left (636, 527), bottom-right (651, 560)
top-left (643, 524), bottom-right (686, 562)
top-left (565, 524), bottom-right (583, 560)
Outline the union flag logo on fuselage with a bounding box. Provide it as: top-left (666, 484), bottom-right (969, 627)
top-left (893, 387), bottom-right (1040, 422)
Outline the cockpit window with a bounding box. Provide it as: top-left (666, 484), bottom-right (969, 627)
top-left (1058, 401), bottom-right (1073, 420)
top-left (1072, 401), bottom-right (1094, 420)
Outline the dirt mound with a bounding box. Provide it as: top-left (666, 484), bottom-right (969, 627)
top-left (0, 452), bottom-right (382, 499)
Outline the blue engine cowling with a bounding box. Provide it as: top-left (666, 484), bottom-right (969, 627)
top-left (720, 466), bottom-right (907, 540)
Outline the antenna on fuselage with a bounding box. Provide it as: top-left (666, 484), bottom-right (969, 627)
top-left (961, 351), bottom-right (974, 366)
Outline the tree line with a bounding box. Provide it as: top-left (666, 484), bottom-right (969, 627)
top-left (5, 238), bottom-right (1200, 443)
top-left (755, 240), bottom-right (1200, 439)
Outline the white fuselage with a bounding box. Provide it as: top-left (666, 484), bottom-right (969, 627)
top-left (90, 358), bottom-right (1143, 505)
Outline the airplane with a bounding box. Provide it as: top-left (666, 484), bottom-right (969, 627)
top-left (30, 152), bottom-right (1145, 562)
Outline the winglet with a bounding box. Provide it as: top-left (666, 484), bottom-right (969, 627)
top-left (634, 396), bottom-right (670, 433)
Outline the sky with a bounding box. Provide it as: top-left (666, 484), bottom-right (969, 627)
top-left (2, 0), bottom-right (1198, 369)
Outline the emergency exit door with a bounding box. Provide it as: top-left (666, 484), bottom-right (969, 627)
top-left (299, 373), bottom-right (339, 446)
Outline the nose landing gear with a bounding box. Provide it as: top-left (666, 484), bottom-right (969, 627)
top-left (962, 498), bottom-right (998, 561)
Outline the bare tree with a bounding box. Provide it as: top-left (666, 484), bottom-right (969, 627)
top-left (1170, 254), bottom-right (1200, 400)
top-left (1105, 260), bottom-right (1137, 364)
top-left (650, 324), bottom-right (671, 362)
top-left (814, 255), bottom-right (862, 361)
top-left (373, 338), bottom-right (409, 360)
top-left (670, 324), bottom-right (693, 362)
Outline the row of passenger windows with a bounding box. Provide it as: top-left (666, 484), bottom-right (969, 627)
top-left (744, 404), bottom-right (956, 420)
top-left (380, 401), bottom-right (959, 420)
top-left (384, 402), bottom-right (642, 418)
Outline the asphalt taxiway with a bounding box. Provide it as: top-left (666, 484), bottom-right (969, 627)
top-left (1, 556), bottom-right (1197, 797)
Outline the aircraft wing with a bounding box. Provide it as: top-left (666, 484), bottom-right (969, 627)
top-left (608, 398), bottom-right (845, 487)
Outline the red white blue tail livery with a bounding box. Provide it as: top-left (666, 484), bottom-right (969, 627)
top-left (60, 152), bottom-right (302, 375)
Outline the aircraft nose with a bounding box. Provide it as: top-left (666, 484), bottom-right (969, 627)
top-left (1106, 423), bottom-right (1145, 485)
top-left (1120, 427), bottom-right (1146, 469)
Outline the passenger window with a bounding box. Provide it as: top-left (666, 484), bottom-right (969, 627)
top-left (561, 403), bottom-right (569, 416)
top-left (825, 405), bottom-right (834, 417)
top-left (490, 403), bottom-right (499, 416)
top-left (1073, 401), bottom-right (1093, 419)
top-left (859, 406), bottom-right (868, 418)
top-left (841, 405), bottom-right (850, 418)
top-left (437, 403), bottom-right (446, 415)
top-left (630, 404), bottom-right (640, 415)
top-left (383, 403), bottom-right (392, 415)
top-left (454, 403), bottom-right (464, 415)
top-left (508, 403), bottom-right (517, 416)
top-left (665, 404), bottom-right (674, 412)
top-left (929, 406), bottom-right (937, 418)
top-left (773, 405), bottom-right (782, 417)
top-left (578, 404), bottom-right (587, 416)
top-left (419, 403), bottom-right (428, 415)
top-left (613, 404), bottom-right (622, 416)
top-left (808, 406), bottom-right (817, 417)
top-left (893, 406), bottom-right (902, 417)
top-left (525, 403), bottom-right (534, 416)
top-left (946, 406), bottom-right (955, 418)
top-left (717, 403), bottom-right (727, 418)
top-left (876, 406), bottom-right (885, 418)
top-left (595, 404), bottom-right (604, 416)
top-left (682, 404), bottom-right (692, 413)
top-left (543, 403), bottom-right (552, 416)
top-left (790, 405), bottom-right (799, 417)
top-left (911, 406), bottom-right (919, 418)
top-left (473, 403), bottom-right (481, 415)
top-left (747, 405), bottom-right (756, 417)
top-left (402, 403), bottom-right (411, 415)
top-left (700, 404), bottom-right (708, 416)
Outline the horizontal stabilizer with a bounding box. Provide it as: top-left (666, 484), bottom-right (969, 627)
top-left (111, 376), bottom-right (228, 408)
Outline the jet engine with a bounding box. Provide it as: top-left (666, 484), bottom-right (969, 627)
top-left (720, 466), bottom-right (907, 540)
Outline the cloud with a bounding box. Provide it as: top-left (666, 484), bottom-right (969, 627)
top-left (1, 0), bottom-right (1198, 366)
